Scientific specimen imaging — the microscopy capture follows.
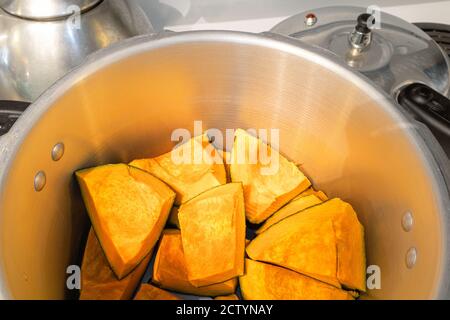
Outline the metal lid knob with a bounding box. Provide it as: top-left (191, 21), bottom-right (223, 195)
top-left (349, 13), bottom-right (374, 51)
top-left (0, 0), bottom-right (102, 20)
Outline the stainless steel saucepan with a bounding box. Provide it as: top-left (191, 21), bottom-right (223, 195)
top-left (0, 30), bottom-right (449, 299)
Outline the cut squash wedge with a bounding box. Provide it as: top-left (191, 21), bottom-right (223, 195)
top-left (256, 194), bottom-right (322, 234)
top-left (76, 164), bottom-right (175, 279)
top-left (239, 259), bottom-right (353, 300)
top-left (130, 135), bottom-right (227, 205)
top-left (153, 229), bottom-right (238, 296)
top-left (246, 198), bottom-right (366, 291)
top-left (178, 183), bottom-right (246, 286)
top-left (230, 129), bottom-right (311, 224)
top-left (80, 228), bottom-right (151, 300)
top-left (134, 284), bottom-right (180, 300)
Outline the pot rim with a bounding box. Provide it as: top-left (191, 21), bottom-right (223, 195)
top-left (0, 30), bottom-right (449, 299)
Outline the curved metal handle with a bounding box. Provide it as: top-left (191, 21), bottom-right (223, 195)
top-left (0, 100), bottom-right (30, 137)
top-left (398, 83), bottom-right (450, 157)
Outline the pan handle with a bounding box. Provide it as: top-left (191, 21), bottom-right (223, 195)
top-left (397, 83), bottom-right (450, 157)
top-left (0, 100), bottom-right (31, 137)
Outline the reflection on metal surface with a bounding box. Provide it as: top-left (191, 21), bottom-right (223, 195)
top-left (0, 0), bottom-right (153, 102)
top-left (271, 6), bottom-right (450, 97)
top-left (0, 0), bottom-right (102, 20)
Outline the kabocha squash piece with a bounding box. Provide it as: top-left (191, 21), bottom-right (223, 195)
top-left (76, 164), bottom-right (176, 279)
top-left (256, 195), bottom-right (322, 234)
top-left (230, 129), bottom-right (311, 224)
top-left (333, 202), bottom-right (366, 291)
top-left (239, 259), bottom-right (353, 300)
top-left (249, 211), bottom-right (340, 288)
top-left (167, 206), bottom-right (180, 228)
top-left (153, 229), bottom-right (238, 296)
top-left (247, 198), bottom-right (366, 291)
top-left (214, 294), bottom-right (239, 300)
top-left (178, 183), bottom-right (246, 286)
top-left (297, 187), bottom-right (328, 201)
top-left (134, 284), bottom-right (180, 300)
top-left (80, 228), bottom-right (151, 300)
top-left (130, 134), bottom-right (227, 205)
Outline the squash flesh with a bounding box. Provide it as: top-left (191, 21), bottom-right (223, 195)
top-left (256, 194), bottom-right (322, 234)
top-left (130, 135), bottom-right (226, 205)
top-left (76, 164), bottom-right (175, 279)
top-left (178, 183), bottom-right (246, 286)
top-left (152, 229), bottom-right (237, 296)
top-left (230, 129), bottom-right (311, 224)
top-left (80, 228), bottom-right (150, 300)
top-left (134, 284), bottom-right (180, 300)
top-left (239, 259), bottom-right (353, 300)
top-left (248, 212), bottom-right (340, 288)
top-left (247, 198), bottom-right (366, 291)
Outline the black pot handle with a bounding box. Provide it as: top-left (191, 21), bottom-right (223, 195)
top-left (397, 83), bottom-right (450, 137)
top-left (0, 100), bottom-right (31, 136)
top-left (397, 83), bottom-right (450, 158)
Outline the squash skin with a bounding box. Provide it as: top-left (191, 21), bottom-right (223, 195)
top-left (246, 199), bottom-right (366, 291)
top-left (256, 194), bottom-right (322, 234)
top-left (214, 294), bottom-right (239, 300)
top-left (134, 284), bottom-right (181, 300)
top-left (178, 183), bottom-right (246, 287)
top-left (76, 164), bottom-right (176, 279)
top-left (297, 188), bottom-right (329, 201)
top-left (80, 228), bottom-right (151, 300)
top-left (130, 135), bottom-right (227, 205)
top-left (239, 259), bottom-right (353, 300)
top-left (230, 129), bottom-right (311, 224)
top-left (152, 229), bottom-right (238, 296)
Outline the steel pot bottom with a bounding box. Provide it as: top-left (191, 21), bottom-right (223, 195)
top-left (0, 32), bottom-right (449, 299)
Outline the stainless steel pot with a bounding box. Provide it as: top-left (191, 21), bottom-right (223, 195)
top-left (0, 31), bottom-right (449, 299)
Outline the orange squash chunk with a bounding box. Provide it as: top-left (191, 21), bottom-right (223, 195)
top-left (76, 164), bottom-right (176, 279)
top-left (214, 294), bottom-right (239, 300)
top-left (256, 194), bottom-right (322, 234)
top-left (230, 129), bottom-right (311, 224)
top-left (297, 187), bottom-right (329, 201)
top-left (239, 259), bottom-right (353, 300)
top-left (246, 199), bottom-right (366, 291)
top-left (80, 228), bottom-right (151, 300)
top-left (134, 284), bottom-right (180, 300)
top-left (130, 135), bottom-right (226, 205)
top-left (153, 229), bottom-right (237, 296)
top-left (178, 183), bottom-right (246, 286)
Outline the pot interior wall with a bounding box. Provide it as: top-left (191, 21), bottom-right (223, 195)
top-left (0, 34), bottom-right (447, 299)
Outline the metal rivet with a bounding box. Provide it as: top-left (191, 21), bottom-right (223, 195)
top-left (305, 13), bottom-right (317, 27)
top-left (51, 142), bottom-right (65, 161)
top-left (406, 247), bottom-right (417, 269)
top-left (402, 211), bottom-right (414, 232)
top-left (34, 171), bottom-right (46, 192)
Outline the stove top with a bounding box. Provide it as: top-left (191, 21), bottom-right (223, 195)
top-left (416, 23), bottom-right (450, 57)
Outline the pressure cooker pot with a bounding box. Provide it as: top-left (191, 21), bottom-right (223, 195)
top-left (0, 31), bottom-right (449, 299)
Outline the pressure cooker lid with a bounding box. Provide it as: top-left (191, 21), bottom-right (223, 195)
top-left (271, 6), bottom-right (450, 97)
top-left (0, 0), bottom-right (102, 20)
